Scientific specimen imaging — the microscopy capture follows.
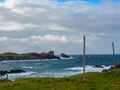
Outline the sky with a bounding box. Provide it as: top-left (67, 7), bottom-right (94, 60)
top-left (0, 0), bottom-right (120, 55)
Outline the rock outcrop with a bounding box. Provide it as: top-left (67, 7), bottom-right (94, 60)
top-left (60, 53), bottom-right (70, 58)
top-left (0, 69), bottom-right (26, 77)
top-left (93, 65), bottom-right (104, 68)
top-left (8, 69), bottom-right (25, 74)
top-left (0, 71), bottom-right (8, 76)
top-left (102, 63), bottom-right (120, 72)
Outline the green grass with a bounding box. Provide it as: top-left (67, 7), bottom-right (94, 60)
top-left (1, 69), bottom-right (120, 90)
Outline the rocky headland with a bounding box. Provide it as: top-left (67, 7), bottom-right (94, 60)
top-left (0, 51), bottom-right (70, 61)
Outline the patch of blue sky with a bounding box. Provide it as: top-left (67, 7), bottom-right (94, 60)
top-left (57, 0), bottom-right (120, 4)
top-left (0, 0), bottom-right (4, 2)
top-left (83, 0), bottom-right (101, 4)
top-left (111, 0), bottom-right (120, 2)
top-left (57, 0), bottom-right (99, 2)
top-left (57, 0), bottom-right (68, 2)
top-left (57, 0), bottom-right (101, 4)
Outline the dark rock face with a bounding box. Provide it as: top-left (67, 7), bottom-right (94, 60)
top-left (0, 69), bottom-right (26, 77)
top-left (40, 51), bottom-right (60, 59)
top-left (102, 63), bottom-right (120, 72)
top-left (8, 69), bottom-right (25, 74)
top-left (0, 71), bottom-right (8, 76)
top-left (93, 65), bottom-right (104, 68)
top-left (102, 66), bottom-right (114, 72)
top-left (60, 53), bottom-right (70, 58)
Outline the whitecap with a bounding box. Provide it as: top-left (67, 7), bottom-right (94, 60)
top-left (22, 66), bottom-right (33, 69)
top-left (64, 67), bottom-right (82, 70)
top-left (8, 71), bottom-right (34, 81)
top-left (60, 56), bottom-right (73, 60)
top-left (64, 65), bottom-right (112, 73)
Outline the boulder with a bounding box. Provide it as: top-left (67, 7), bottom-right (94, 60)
top-left (102, 66), bottom-right (115, 72)
top-left (8, 69), bottom-right (25, 74)
top-left (109, 66), bottom-right (114, 70)
top-left (60, 53), bottom-right (70, 58)
top-left (93, 65), bottom-right (104, 68)
top-left (0, 71), bottom-right (8, 76)
top-left (105, 65), bottom-right (109, 67)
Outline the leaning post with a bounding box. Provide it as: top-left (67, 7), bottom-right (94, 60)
top-left (112, 42), bottom-right (116, 70)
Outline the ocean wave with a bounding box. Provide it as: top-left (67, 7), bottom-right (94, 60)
top-left (64, 67), bottom-right (82, 70)
top-left (0, 57), bottom-right (74, 63)
top-left (64, 65), bottom-right (111, 72)
top-left (8, 71), bottom-right (34, 81)
top-left (0, 59), bottom-right (61, 63)
top-left (7, 65), bottom-right (112, 81)
top-left (60, 56), bottom-right (74, 60)
top-left (22, 66), bottom-right (33, 69)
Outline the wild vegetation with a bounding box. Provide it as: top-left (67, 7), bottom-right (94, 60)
top-left (1, 69), bottom-right (120, 90)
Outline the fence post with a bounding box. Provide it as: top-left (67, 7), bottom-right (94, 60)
top-left (112, 42), bottom-right (116, 70)
top-left (83, 35), bottom-right (86, 81)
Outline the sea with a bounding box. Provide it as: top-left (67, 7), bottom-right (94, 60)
top-left (0, 55), bottom-right (120, 81)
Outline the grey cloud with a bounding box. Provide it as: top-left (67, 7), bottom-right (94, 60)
top-left (0, 0), bottom-right (120, 54)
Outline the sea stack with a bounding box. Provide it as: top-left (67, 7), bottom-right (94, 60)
top-left (60, 53), bottom-right (70, 58)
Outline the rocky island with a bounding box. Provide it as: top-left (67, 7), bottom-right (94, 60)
top-left (0, 51), bottom-right (70, 61)
top-left (60, 53), bottom-right (70, 58)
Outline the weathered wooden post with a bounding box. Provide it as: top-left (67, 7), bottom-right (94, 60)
top-left (112, 42), bottom-right (116, 69)
top-left (83, 35), bottom-right (86, 81)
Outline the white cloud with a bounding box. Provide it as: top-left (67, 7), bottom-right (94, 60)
top-left (47, 24), bottom-right (66, 31)
top-left (0, 35), bottom-right (70, 44)
top-left (31, 35), bottom-right (68, 43)
top-left (0, 36), bottom-right (9, 42)
top-left (0, 0), bottom-right (21, 9)
top-left (0, 0), bottom-right (119, 54)
top-left (0, 22), bottom-right (24, 31)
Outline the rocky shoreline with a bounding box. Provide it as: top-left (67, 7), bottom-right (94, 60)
top-left (0, 51), bottom-right (70, 61)
top-left (0, 69), bottom-right (26, 79)
top-left (102, 63), bottom-right (120, 72)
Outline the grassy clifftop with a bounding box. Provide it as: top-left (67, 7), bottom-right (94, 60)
top-left (1, 69), bottom-right (120, 90)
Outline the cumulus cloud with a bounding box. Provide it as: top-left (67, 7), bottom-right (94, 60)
top-left (0, 0), bottom-right (119, 54)
top-left (31, 35), bottom-right (68, 43)
top-left (0, 35), bottom-right (82, 53)
top-left (0, 35), bottom-right (75, 44)
top-left (0, 0), bottom-right (17, 8)
top-left (0, 36), bottom-right (8, 42)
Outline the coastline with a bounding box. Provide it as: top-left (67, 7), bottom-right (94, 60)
top-left (0, 54), bottom-right (118, 81)
top-left (0, 51), bottom-right (70, 61)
